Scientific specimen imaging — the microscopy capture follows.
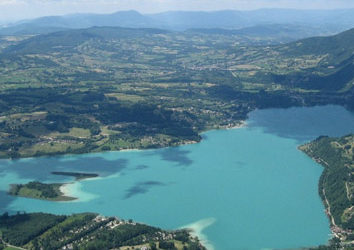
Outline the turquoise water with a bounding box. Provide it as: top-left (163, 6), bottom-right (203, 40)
top-left (1, 105), bottom-right (354, 249)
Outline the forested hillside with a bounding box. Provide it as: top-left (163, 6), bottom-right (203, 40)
top-left (300, 135), bottom-right (354, 248)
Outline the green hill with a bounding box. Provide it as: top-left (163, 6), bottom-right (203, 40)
top-left (281, 28), bottom-right (354, 58)
top-left (269, 28), bottom-right (354, 91)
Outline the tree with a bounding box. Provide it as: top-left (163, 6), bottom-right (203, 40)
top-left (149, 242), bottom-right (157, 250)
top-left (1, 212), bottom-right (9, 219)
top-left (159, 241), bottom-right (176, 250)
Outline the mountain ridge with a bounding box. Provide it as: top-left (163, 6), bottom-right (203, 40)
top-left (1, 9), bottom-right (354, 38)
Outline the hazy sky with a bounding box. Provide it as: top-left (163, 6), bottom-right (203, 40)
top-left (1, 0), bottom-right (354, 22)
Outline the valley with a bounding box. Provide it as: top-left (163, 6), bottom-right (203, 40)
top-left (0, 27), bottom-right (353, 159)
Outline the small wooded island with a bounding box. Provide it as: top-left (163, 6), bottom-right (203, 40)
top-left (0, 212), bottom-right (205, 250)
top-left (8, 172), bottom-right (99, 201)
top-left (9, 181), bottom-right (75, 201)
top-left (51, 171), bottom-right (99, 180)
top-left (300, 134), bottom-right (354, 249)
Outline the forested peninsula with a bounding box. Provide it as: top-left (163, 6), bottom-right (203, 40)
top-left (300, 134), bottom-right (354, 249)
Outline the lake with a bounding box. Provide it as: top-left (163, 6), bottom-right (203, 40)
top-left (1, 105), bottom-right (354, 249)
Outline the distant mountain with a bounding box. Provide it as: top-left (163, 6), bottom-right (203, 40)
top-left (1, 9), bottom-right (354, 39)
top-left (34, 10), bottom-right (155, 28)
top-left (0, 10), bottom-right (157, 35)
top-left (3, 26), bottom-right (169, 54)
top-left (186, 24), bottom-right (335, 43)
top-left (281, 27), bottom-right (354, 61)
top-left (148, 9), bottom-right (354, 30)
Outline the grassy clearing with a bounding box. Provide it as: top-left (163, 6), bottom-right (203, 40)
top-left (65, 127), bottom-right (91, 138)
top-left (105, 93), bottom-right (145, 102)
top-left (20, 141), bottom-right (83, 156)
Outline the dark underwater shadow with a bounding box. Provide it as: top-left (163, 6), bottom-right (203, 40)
top-left (123, 181), bottom-right (166, 199)
top-left (143, 147), bottom-right (193, 167)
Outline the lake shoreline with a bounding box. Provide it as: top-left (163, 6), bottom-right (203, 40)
top-left (0, 119), bottom-right (247, 161)
top-left (59, 182), bottom-right (77, 200)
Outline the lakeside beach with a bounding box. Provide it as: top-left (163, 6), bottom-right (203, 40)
top-left (59, 181), bottom-right (98, 202)
top-left (182, 218), bottom-right (216, 250)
